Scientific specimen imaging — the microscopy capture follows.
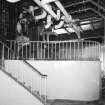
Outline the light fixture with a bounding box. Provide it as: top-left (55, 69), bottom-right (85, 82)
top-left (6, 0), bottom-right (20, 3)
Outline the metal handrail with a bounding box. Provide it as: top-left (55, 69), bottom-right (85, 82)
top-left (0, 40), bottom-right (47, 77)
top-left (0, 41), bottom-right (47, 104)
top-left (23, 60), bottom-right (47, 77)
top-left (6, 40), bottom-right (101, 61)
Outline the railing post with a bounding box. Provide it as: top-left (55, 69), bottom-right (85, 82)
top-left (74, 42), bottom-right (75, 60)
top-left (5, 40), bottom-right (101, 60)
top-left (2, 43), bottom-right (4, 61)
top-left (70, 42), bottom-right (71, 60)
top-left (44, 76), bottom-right (47, 105)
top-left (78, 41), bottom-right (80, 60)
top-left (59, 42), bottom-right (60, 60)
top-left (1, 43), bottom-right (4, 69)
top-left (40, 76), bottom-right (42, 97)
top-left (55, 43), bottom-right (56, 60)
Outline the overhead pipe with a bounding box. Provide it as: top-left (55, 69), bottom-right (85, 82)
top-left (64, 0), bottom-right (105, 15)
top-left (33, 0), bottom-right (59, 20)
top-left (41, 0), bottom-right (56, 4)
top-left (71, 24), bottom-right (82, 39)
top-left (69, 8), bottom-right (92, 14)
top-left (91, 8), bottom-right (105, 19)
top-left (56, 9), bottom-right (61, 20)
top-left (54, 0), bottom-right (83, 38)
top-left (45, 9), bottom-right (61, 29)
top-left (42, 4), bottom-right (59, 20)
top-left (16, 21), bottom-right (22, 34)
top-left (90, 0), bottom-right (105, 12)
top-left (23, 6), bottom-right (39, 16)
top-left (33, 0), bottom-right (42, 6)
top-left (34, 0), bottom-right (82, 38)
top-left (54, 0), bottom-right (72, 22)
top-left (6, 0), bottom-right (20, 3)
top-left (54, 16), bottom-right (65, 29)
top-left (45, 15), bottom-right (52, 29)
top-left (64, 0), bottom-right (91, 8)
top-left (34, 9), bottom-right (47, 20)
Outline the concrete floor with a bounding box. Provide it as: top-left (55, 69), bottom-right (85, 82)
top-left (47, 99), bottom-right (105, 105)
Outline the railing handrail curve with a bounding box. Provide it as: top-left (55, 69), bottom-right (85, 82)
top-left (6, 39), bottom-right (100, 44)
top-left (23, 60), bottom-right (47, 77)
top-left (0, 41), bottom-right (47, 78)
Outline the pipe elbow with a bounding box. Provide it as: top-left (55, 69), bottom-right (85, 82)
top-left (45, 15), bottom-right (52, 29)
top-left (56, 9), bottom-right (60, 20)
top-left (54, 16), bottom-right (64, 29)
top-left (55, 21), bottom-right (64, 29)
top-left (34, 10), bottom-right (47, 20)
top-left (41, 0), bottom-right (56, 5)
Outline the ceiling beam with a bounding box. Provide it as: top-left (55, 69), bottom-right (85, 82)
top-left (64, 0), bottom-right (90, 8)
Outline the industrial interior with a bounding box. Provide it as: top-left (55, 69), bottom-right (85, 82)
top-left (0, 0), bottom-right (105, 105)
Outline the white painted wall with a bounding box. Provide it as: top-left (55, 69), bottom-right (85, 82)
top-left (5, 60), bottom-right (101, 101)
top-left (0, 69), bottom-right (44, 105)
top-left (5, 60), bottom-right (44, 94)
top-left (28, 60), bottom-right (101, 101)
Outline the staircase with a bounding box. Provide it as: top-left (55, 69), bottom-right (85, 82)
top-left (0, 41), bottom-right (47, 105)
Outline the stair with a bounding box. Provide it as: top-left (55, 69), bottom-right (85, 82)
top-left (0, 41), bottom-right (47, 105)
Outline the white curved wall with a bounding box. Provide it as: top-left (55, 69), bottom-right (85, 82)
top-left (0, 69), bottom-right (44, 105)
top-left (28, 60), bottom-right (101, 101)
top-left (5, 60), bottom-right (101, 101)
